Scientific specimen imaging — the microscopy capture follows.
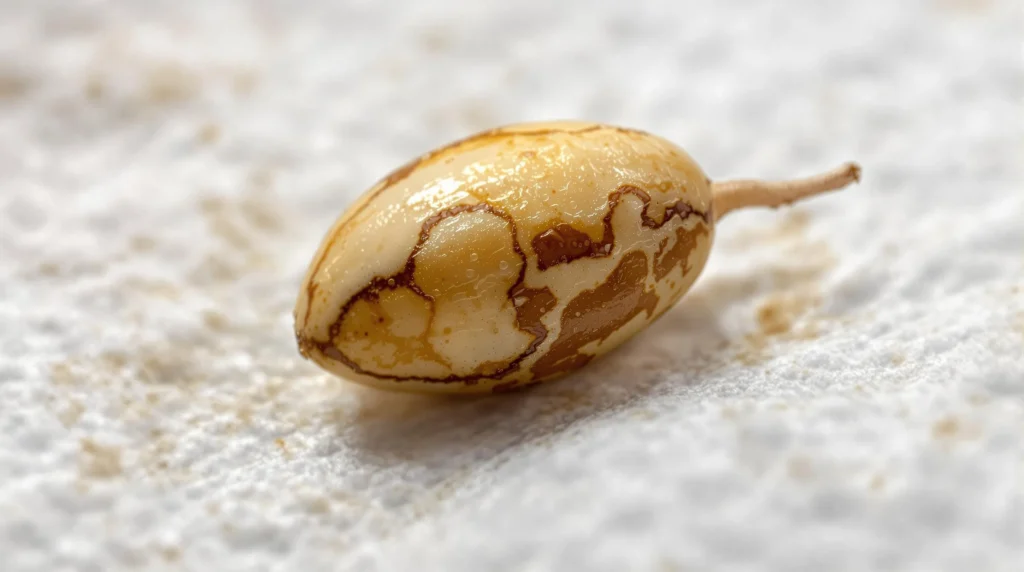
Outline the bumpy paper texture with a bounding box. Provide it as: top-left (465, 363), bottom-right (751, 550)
top-left (1, 0), bottom-right (1021, 570)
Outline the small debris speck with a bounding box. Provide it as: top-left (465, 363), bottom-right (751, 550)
top-left (79, 438), bottom-right (122, 479)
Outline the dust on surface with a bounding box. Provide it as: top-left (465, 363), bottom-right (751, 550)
top-left (726, 209), bottom-right (811, 247)
top-left (46, 328), bottom-right (349, 482)
top-left (196, 122), bottom-right (221, 144)
top-left (787, 456), bottom-right (815, 481)
top-left (869, 474), bottom-right (886, 491)
top-left (756, 291), bottom-right (821, 337)
top-left (935, 0), bottom-right (993, 15)
top-left (40, 163), bottom-right (316, 484)
top-left (83, 73), bottom-right (106, 101)
top-left (275, 438), bottom-right (292, 459)
top-left (932, 415), bottom-right (979, 442)
top-left (144, 62), bottom-right (201, 104)
top-left (189, 168), bottom-right (289, 287)
top-left (79, 438), bottom-right (123, 479)
top-left (160, 547), bottom-right (182, 562)
top-left (69, 31), bottom-right (261, 114)
top-left (932, 416), bottom-right (959, 438)
top-left (130, 235), bottom-right (157, 252)
top-left (57, 399), bottom-right (86, 427)
top-left (708, 209), bottom-right (837, 364)
top-left (122, 277), bottom-right (182, 300)
top-left (418, 26), bottom-right (452, 53)
top-left (738, 289), bottom-right (823, 364)
top-left (202, 310), bottom-right (231, 332)
top-left (0, 69), bottom-right (32, 100)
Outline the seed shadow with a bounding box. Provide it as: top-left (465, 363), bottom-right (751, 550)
top-left (338, 276), bottom-right (749, 469)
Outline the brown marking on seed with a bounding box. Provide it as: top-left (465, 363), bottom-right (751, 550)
top-left (509, 284), bottom-right (557, 334)
top-left (335, 285), bottom-right (452, 372)
top-left (532, 224), bottom-right (595, 269)
top-left (300, 202), bottom-right (557, 384)
top-left (299, 123), bottom-right (602, 331)
top-left (611, 125), bottom-right (652, 138)
top-left (491, 380), bottom-right (521, 393)
top-left (530, 250), bottom-right (659, 379)
top-left (487, 286), bottom-right (558, 392)
top-left (531, 185), bottom-right (710, 270)
top-left (654, 224), bottom-right (710, 281)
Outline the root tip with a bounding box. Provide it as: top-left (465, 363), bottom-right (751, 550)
top-left (845, 162), bottom-right (862, 184)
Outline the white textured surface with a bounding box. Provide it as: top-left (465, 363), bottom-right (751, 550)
top-left (2, 0), bottom-right (1023, 570)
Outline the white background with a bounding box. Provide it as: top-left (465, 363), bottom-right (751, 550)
top-left (1, 0), bottom-right (1022, 570)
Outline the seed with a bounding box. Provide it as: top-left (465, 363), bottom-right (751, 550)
top-left (294, 121), bottom-right (859, 394)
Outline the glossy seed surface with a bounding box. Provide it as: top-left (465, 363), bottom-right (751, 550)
top-left (294, 121), bottom-right (858, 394)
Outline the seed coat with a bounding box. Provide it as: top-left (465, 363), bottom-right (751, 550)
top-left (294, 121), bottom-right (859, 394)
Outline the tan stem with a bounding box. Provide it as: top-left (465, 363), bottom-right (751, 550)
top-left (711, 162), bottom-right (861, 222)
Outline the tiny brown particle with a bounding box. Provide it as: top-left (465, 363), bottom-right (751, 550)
top-left (0, 71), bottom-right (31, 99)
top-left (130, 235), bottom-right (157, 252)
top-left (51, 362), bottom-right (76, 385)
top-left (79, 438), bottom-right (122, 479)
top-left (145, 63), bottom-right (200, 104)
top-left (58, 400), bottom-right (86, 427)
top-left (757, 299), bottom-right (793, 336)
top-left (38, 262), bottom-right (61, 277)
top-left (869, 474), bottom-right (886, 491)
top-left (932, 417), bottom-right (960, 439)
top-left (202, 310), bottom-right (230, 332)
top-left (84, 75), bottom-right (106, 101)
top-left (197, 122), bottom-right (221, 144)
